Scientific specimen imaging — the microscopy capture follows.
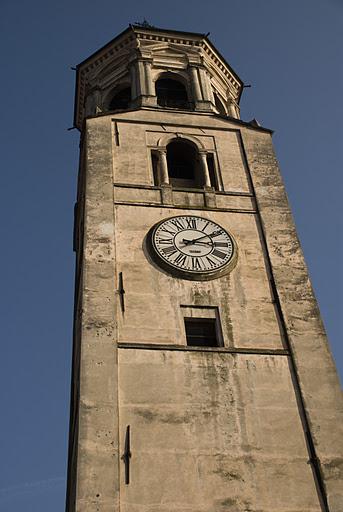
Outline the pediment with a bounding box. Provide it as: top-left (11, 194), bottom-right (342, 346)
top-left (140, 41), bottom-right (201, 63)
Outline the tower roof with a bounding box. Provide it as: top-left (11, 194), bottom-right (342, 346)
top-left (74, 25), bottom-right (244, 129)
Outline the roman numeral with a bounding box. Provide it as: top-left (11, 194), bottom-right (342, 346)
top-left (209, 229), bottom-right (224, 238)
top-left (191, 257), bottom-right (202, 270)
top-left (201, 221), bottom-right (210, 232)
top-left (157, 237), bottom-right (173, 245)
top-left (212, 249), bottom-right (227, 260)
top-left (186, 218), bottom-right (197, 229)
top-left (205, 256), bottom-right (218, 268)
top-left (214, 242), bottom-right (229, 248)
top-left (170, 219), bottom-right (185, 231)
top-left (159, 226), bottom-right (175, 236)
top-left (174, 253), bottom-right (187, 266)
top-left (162, 246), bottom-right (177, 257)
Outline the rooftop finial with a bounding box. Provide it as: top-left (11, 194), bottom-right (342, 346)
top-left (134, 19), bottom-right (155, 28)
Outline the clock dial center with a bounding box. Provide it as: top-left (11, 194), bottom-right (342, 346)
top-left (175, 229), bottom-right (214, 257)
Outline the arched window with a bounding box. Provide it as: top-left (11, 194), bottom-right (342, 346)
top-left (214, 93), bottom-right (226, 116)
top-left (166, 139), bottom-right (199, 188)
top-left (108, 86), bottom-right (131, 111)
top-left (156, 78), bottom-right (189, 109)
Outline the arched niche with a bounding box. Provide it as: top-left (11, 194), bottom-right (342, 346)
top-left (166, 139), bottom-right (200, 188)
top-left (105, 84), bottom-right (131, 112)
top-left (155, 73), bottom-right (191, 110)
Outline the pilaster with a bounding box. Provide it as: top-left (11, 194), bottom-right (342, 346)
top-left (189, 65), bottom-right (213, 112)
top-left (74, 117), bottom-right (119, 512)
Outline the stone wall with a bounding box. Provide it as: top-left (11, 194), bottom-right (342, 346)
top-left (66, 109), bottom-right (343, 512)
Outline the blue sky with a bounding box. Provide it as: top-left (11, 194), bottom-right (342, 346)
top-left (0, 1), bottom-right (342, 510)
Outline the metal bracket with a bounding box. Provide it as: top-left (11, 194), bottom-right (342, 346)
top-left (118, 272), bottom-right (125, 313)
top-left (121, 425), bottom-right (132, 484)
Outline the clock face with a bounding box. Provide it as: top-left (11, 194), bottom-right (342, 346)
top-left (150, 215), bottom-right (236, 279)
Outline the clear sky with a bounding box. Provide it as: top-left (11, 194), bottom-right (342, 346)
top-left (0, 0), bottom-right (342, 510)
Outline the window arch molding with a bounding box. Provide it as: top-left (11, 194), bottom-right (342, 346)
top-left (153, 69), bottom-right (190, 88)
top-left (157, 133), bottom-right (205, 152)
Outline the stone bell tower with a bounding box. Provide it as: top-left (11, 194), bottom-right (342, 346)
top-left (66, 25), bottom-right (343, 512)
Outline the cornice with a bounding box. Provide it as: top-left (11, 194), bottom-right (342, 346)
top-left (133, 30), bottom-right (242, 93)
top-left (81, 106), bottom-right (273, 134)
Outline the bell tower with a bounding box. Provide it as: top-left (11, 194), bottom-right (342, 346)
top-left (66, 25), bottom-right (343, 512)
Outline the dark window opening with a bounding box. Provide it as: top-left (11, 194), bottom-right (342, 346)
top-left (109, 87), bottom-right (131, 111)
top-left (156, 78), bottom-right (189, 109)
top-left (214, 93), bottom-right (226, 116)
top-left (151, 152), bottom-right (160, 185)
top-left (167, 139), bottom-right (198, 188)
top-left (185, 318), bottom-right (220, 347)
top-left (207, 154), bottom-right (218, 190)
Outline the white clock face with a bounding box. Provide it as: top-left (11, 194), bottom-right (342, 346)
top-left (151, 215), bottom-right (236, 278)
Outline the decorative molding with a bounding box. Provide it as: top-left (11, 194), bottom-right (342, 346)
top-left (157, 132), bottom-right (206, 149)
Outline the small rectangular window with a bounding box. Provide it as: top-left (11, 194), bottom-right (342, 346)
top-left (184, 318), bottom-right (220, 347)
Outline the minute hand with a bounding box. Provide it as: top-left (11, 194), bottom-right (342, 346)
top-left (183, 231), bottom-right (222, 245)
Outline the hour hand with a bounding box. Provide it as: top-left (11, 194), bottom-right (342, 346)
top-left (182, 238), bottom-right (194, 245)
top-left (182, 238), bottom-right (211, 246)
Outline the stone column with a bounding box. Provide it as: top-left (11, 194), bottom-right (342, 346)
top-left (228, 98), bottom-right (239, 119)
top-left (198, 67), bottom-right (211, 102)
top-left (129, 62), bottom-right (138, 100)
top-left (85, 87), bottom-right (102, 116)
top-left (144, 60), bottom-right (154, 96)
top-left (159, 149), bottom-right (169, 185)
top-left (234, 103), bottom-right (240, 119)
top-left (137, 60), bottom-right (146, 96)
top-left (199, 151), bottom-right (211, 188)
top-left (190, 66), bottom-right (202, 102)
top-left (206, 73), bottom-right (215, 104)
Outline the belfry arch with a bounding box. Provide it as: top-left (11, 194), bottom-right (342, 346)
top-left (153, 135), bottom-right (212, 189)
top-left (155, 73), bottom-right (191, 110)
top-left (105, 84), bottom-right (131, 111)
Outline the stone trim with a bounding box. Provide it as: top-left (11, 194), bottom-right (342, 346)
top-left (117, 342), bottom-right (289, 355)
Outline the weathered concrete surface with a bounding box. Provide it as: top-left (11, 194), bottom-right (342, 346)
top-left (67, 120), bottom-right (120, 512)
top-left (241, 128), bottom-right (343, 511)
top-left (119, 349), bottom-right (320, 511)
top-left (66, 107), bottom-right (343, 512)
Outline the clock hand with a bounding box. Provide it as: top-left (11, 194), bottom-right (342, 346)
top-left (190, 230), bottom-right (223, 243)
top-left (183, 240), bottom-right (211, 246)
top-left (182, 229), bottom-right (223, 246)
top-left (182, 234), bottom-right (217, 245)
top-left (182, 238), bottom-right (212, 246)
